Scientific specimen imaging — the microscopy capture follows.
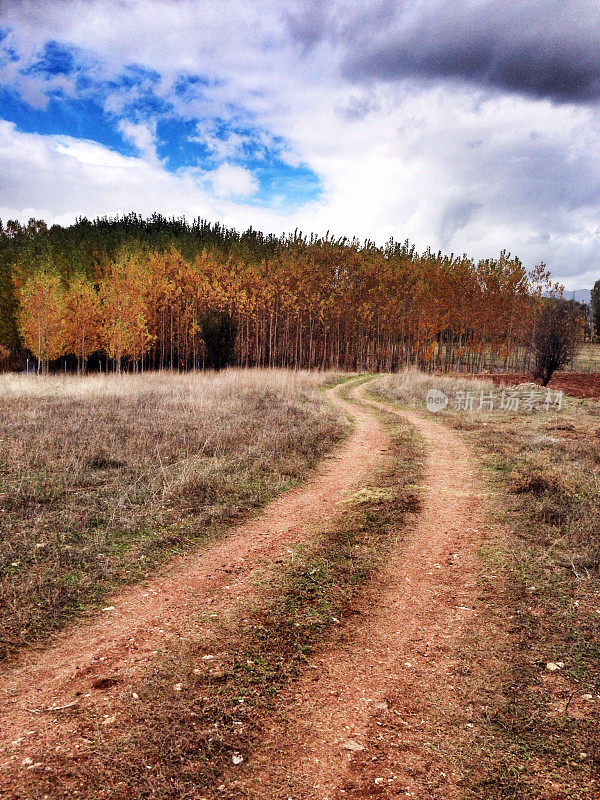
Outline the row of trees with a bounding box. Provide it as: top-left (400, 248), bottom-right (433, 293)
top-left (0, 214), bottom-right (583, 374)
top-left (13, 261), bottom-right (238, 373)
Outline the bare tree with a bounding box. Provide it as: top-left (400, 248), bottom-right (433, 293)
top-left (591, 278), bottom-right (600, 340)
top-left (531, 299), bottom-right (581, 386)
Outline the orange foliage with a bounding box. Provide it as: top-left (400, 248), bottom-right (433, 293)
top-left (16, 272), bottom-right (65, 372)
top-left (64, 276), bottom-right (102, 371)
top-left (14, 241), bottom-right (551, 373)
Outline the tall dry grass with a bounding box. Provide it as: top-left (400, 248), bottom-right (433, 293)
top-left (376, 368), bottom-right (494, 408)
top-left (0, 369), bottom-right (345, 660)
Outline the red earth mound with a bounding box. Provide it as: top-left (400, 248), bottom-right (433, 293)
top-left (481, 372), bottom-right (600, 399)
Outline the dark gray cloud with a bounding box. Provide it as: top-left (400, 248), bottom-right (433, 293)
top-left (284, 0), bottom-right (329, 53)
top-left (287, 1), bottom-right (600, 104)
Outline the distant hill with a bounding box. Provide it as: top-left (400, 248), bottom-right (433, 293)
top-left (566, 288), bottom-right (592, 306)
top-left (544, 288), bottom-right (592, 306)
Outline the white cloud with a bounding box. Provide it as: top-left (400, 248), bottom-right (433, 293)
top-left (117, 119), bottom-right (160, 163)
top-left (203, 163), bottom-right (258, 198)
top-left (0, 120), bottom-right (294, 232)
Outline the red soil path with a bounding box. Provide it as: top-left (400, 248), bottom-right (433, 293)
top-left (0, 380), bottom-right (388, 790)
top-left (229, 386), bottom-right (490, 799)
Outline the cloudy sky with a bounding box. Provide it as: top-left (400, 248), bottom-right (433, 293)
top-left (1, 0), bottom-right (599, 288)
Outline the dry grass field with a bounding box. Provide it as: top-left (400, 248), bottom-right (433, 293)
top-left (574, 343), bottom-right (600, 373)
top-left (377, 368), bottom-right (494, 406)
top-left (0, 370), bottom-right (346, 661)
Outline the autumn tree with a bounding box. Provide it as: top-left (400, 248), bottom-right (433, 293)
top-left (64, 276), bottom-right (102, 372)
top-left (16, 271), bottom-right (66, 373)
top-left (99, 256), bottom-right (153, 372)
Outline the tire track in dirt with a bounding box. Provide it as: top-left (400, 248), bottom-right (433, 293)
top-left (0, 379), bottom-right (389, 778)
top-left (229, 385), bottom-right (489, 799)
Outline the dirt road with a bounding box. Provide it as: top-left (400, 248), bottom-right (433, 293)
top-left (1, 380), bottom-right (491, 799)
top-left (230, 385), bottom-right (489, 799)
top-left (0, 379), bottom-right (388, 781)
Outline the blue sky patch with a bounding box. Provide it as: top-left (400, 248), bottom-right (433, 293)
top-left (173, 73), bottom-right (211, 98)
top-left (156, 116), bottom-right (205, 168)
top-left (0, 37), bottom-right (322, 210)
top-left (0, 87), bottom-right (138, 156)
top-left (251, 158), bottom-right (322, 209)
top-left (111, 63), bottom-right (161, 89)
top-left (157, 115), bottom-right (322, 206)
top-left (0, 29), bottom-right (18, 65)
top-left (27, 40), bottom-right (77, 76)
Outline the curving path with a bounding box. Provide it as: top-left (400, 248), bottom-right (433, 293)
top-left (231, 384), bottom-right (490, 799)
top-left (0, 379), bottom-right (389, 781)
